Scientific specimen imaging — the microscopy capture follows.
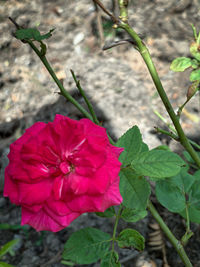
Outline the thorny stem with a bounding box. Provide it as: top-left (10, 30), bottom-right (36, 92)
top-left (118, 0), bottom-right (129, 22)
top-left (148, 201), bottom-right (193, 267)
top-left (28, 41), bottom-right (94, 121)
top-left (70, 69), bottom-right (100, 125)
top-left (28, 41), bottom-right (116, 146)
top-left (155, 127), bottom-right (179, 142)
top-left (93, 1), bottom-right (200, 167)
top-left (9, 17), bottom-right (117, 146)
top-left (93, 0), bottom-right (119, 24)
top-left (10, 10), bottom-right (195, 267)
top-left (93, 2), bottom-right (196, 266)
top-left (119, 23), bottom-right (200, 168)
top-left (8, 17), bottom-right (93, 121)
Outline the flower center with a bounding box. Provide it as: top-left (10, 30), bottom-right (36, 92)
top-left (59, 161), bottom-right (71, 175)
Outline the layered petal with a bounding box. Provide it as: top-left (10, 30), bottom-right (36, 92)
top-left (4, 115), bottom-right (123, 232)
top-left (21, 207), bottom-right (64, 232)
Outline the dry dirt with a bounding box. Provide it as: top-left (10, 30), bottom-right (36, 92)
top-left (0, 0), bottom-right (200, 266)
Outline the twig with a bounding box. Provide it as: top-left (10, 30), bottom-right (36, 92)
top-left (154, 111), bottom-right (200, 150)
top-left (103, 39), bottom-right (138, 50)
top-left (70, 69), bottom-right (100, 125)
top-left (118, 22), bottom-right (200, 167)
top-left (148, 201), bottom-right (193, 267)
top-left (9, 17), bottom-right (94, 121)
top-left (9, 16), bottom-right (21, 29)
top-left (93, 0), bottom-right (119, 24)
top-left (154, 127), bottom-right (180, 142)
top-left (93, 0), bottom-right (105, 46)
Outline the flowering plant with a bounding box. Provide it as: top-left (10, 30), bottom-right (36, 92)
top-left (4, 115), bottom-right (123, 232)
top-left (2, 1), bottom-right (200, 266)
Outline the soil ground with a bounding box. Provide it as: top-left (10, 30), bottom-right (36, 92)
top-left (0, 1), bottom-right (200, 266)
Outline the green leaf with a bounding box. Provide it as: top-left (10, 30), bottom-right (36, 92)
top-left (62, 228), bottom-right (111, 265)
top-left (190, 69), bottom-right (200, 81)
top-left (141, 142), bottom-right (149, 153)
top-left (152, 145), bottom-right (171, 151)
top-left (100, 251), bottom-right (121, 267)
top-left (131, 150), bottom-right (184, 178)
top-left (96, 206), bottom-right (115, 218)
top-left (116, 126), bottom-right (143, 165)
top-left (171, 167), bottom-right (195, 193)
top-left (120, 168), bottom-right (151, 210)
top-left (121, 208), bottom-right (147, 223)
top-left (194, 170), bottom-right (200, 180)
top-left (191, 59), bottom-right (199, 69)
top-left (180, 180), bottom-right (200, 223)
top-left (183, 150), bottom-right (200, 165)
top-left (60, 260), bottom-right (74, 266)
top-left (155, 168), bottom-right (195, 213)
top-left (191, 24), bottom-right (198, 41)
top-left (190, 42), bottom-right (200, 61)
top-left (183, 151), bottom-right (192, 162)
top-left (116, 229), bottom-right (145, 251)
top-left (0, 224), bottom-right (29, 232)
top-left (15, 28), bottom-right (54, 41)
top-left (0, 262), bottom-right (15, 267)
top-left (170, 57), bottom-right (192, 72)
top-left (180, 205), bottom-right (200, 224)
top-left (189, 180), bottom-right (200, 209)
top-left (156, 180), bottom-right (185, 212)
top-left (0, 239), bottom-right (19, 259)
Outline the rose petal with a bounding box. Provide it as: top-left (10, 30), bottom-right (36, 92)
top-left (21, 207), bottom-right (64, 232)
top-left (3, 167), bottom-right (19, 204)
top-left (18, 179), bottom-right (53, 205)
top-left (66, 176), bottom-right (122, 213)
top-left (4, 115), bottom-right (123, 232)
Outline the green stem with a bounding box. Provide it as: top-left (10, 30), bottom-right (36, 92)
top-left (148, 201), bottom-right (193, 267)
top-left (155, 127), bottom-right (179, 141)
top-left (181, 203), bottom-right (193, 246)
top-left (70, 69), bottom-right (100, 125)
top-left (27, 41), bottom-right (119, 148)
top-left (27, 41), bottom-right (94, 121)
top-left (27, 41), bottom-right (118, 146)
top-left (185, 202), bottom-right (190, 234)
top-left (119, 23), bottom-right (200, 168)
top-left (154, 111), bottom-right (200, 151)
top-left (118, 0), bottom-right (129, 22)
top-left (111, 206), bottom-right (122, 252)
top-left (154, 109), bottom-right (176, 133)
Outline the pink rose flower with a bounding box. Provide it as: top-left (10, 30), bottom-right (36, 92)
top-left (4, 115), bottom-right (123, 232)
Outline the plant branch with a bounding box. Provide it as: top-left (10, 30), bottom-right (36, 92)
top-left (154, 127), bottom-right (180, 142)
top-left (155, 127), bottom-right (200, 151)
top-left (28, 42), bottom-right (116, 146)
top-left (93, 0), bottom-right (119, 24)
top-left (118, 22), bottom-right (200, 168)
top-left (112, 205), bottom-right (122, 252)
top-left (93, 0), bottom-right (105, 46)
top-left (181, 202), bottom-right (194, 246)
top-left (148, 201), bottom-right (193, 267)
top-left (70, 69), bottom-right (100, 124)
top-left (9, 17), bottom-right (94, 121)
top-left (118, 0), bottom-right (129, 22)
top-left (28, 41), bottom-right (94, 121)
top-left (103, 39), bottom-right (138, 50)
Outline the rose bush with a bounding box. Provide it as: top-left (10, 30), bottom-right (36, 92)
top-left (4, 115), bottom-right (123, 232)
